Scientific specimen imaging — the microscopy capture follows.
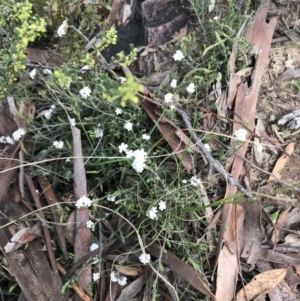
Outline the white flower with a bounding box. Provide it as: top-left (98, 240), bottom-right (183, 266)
top-left (170, 79), bottom-right (177, 88)
top-left (66, 158), bottom-right (71, 163)
top-left (213, 16), bottom-right (219, 20)
top-left (173, 50), bottom-right (184, 61)
top-left (190, 175), bottom-right (201, 187)
top-left (57, 20), bottom-right (68, 37)
top-left (131, 149), bottom-right (147, 173)
top-left (186, 82), bottom-right (195, 94)
top-left (93, 272), bottom-right (100, 282)
top-left (118, 276), bottom-right (127, 286)
top-left (43, 68), bottom-right (52, 75)
top-left (115, 108), bottom-right (122, 115)
top-left (119, 77), bottom-right (127, 84)
top-left (118, 142), bottom-right (128, 153)
top-left (75, 195), bottom-right (93, 208)
top-left (69, 118), bottom-right (76, 127)
top-left (79, 87), bottom-right (91, 99)
top-left (124, 121), bottom-right (133, 131)
top-left (182, 179), bottom-right (187, 184)
top-left (80, 65), bottom-right (89, 74)
top-left (142, 134), bottom-right (150, 140)
top-left (30, 68), bottom-right (37, 80)
top-left (208, 0), bottom-right (215, 12)
top-left (158, 201), bottom-right (166, 211)
top-left (139, 253), bottom-right (151, 264)
top-left (234, 128), bottom-right (247, 141)
top-left (5, 137), bottom-right (14, 145)
top-left (107, 195), bottom-right (116, 202)
top-left (94, 128), bottom-right (104, 138)
top-left (125, 149), bottom-right (134, 158)
top-left (44, 110), bottom-right (52, 119)
top-left (90, 243), bottom-right (99, 251)
top-left (50, 105), bottom-right (56, 110)
top-left (12, 128), bottom-right (26, 141)
top-left (35, 190), bottom-right (39, 195)
top-left (204, 143), bottom-right (211, 153)
top-left (164, 93), bottom-right (173, 103)
top-left (86, 220), bottom-right (94, 228)
top-left (110, 271), bottom-right (118, 282)
top-left (53, 140), bottom-right (64, 149)
top-left (147, 206), bottom-right (158, 219)
top-left (169, 104), bottom-right (176, 111)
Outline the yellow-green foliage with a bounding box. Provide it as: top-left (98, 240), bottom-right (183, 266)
top-left (0, 0), bottom-right (46, 93)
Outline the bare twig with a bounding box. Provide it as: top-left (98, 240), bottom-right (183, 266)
top-left (176, 107), bottom-right (253, 198)
top-left (24, 173), bottom-right (57, 272)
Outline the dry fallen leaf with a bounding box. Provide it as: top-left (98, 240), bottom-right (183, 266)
top-left (268, 143), bottom-right (295, 181)
top-left (116, 265), bottom-right (142, 276)
top-left (236, 269), bottom-right (287, 301)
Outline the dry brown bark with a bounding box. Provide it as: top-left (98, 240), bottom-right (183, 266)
top-left (0, 197), bottom-right (68, 301)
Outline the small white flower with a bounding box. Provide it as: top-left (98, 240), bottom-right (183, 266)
top-left (158, 201), bottom-right (166, 211)
top-left (110, 271), bottom-right (118, 282)
top-left (44, 110), bottom-right (52, 119)
top-left (131, 149), bottom-right (147, 173)
top-left (142, 134), bottom-right (150, 140)
top-left (164, 93), bottom-right (173, 103)
top-left (115, 108), bottom-right (122, 115)
top-left (35, 190), bottom-right (39, 195)
top-left (93, 272), bottom-right (100, 282)
top-left (204, 143), bottom-right (211, 153)
top-left (107, 195), bottom-right (116, 202)
top-left (139, 253), bottom-right (151, 264)
top-left (53, 140), bottom-right (64, 149)
top-left (118, 142), bottom-right (128, 153)
top-left (57, 20), bottom-right (68, 37)
top-left (43, 68), bottom-right (52, 75)
top-left (30, 68), bottom-right (37, 80)
top-left (170, 79), bottom-right (177, 88)
top-left (124, 121), bottom-right (133, 131)
top-left (173, 50), bottom-right (184, 61)
top-left (12, 128), bottom-right (26, 141)
top-left (69, 118), bottom-right (76, 127)
top-left (80, 65), bottom-right (89, 74)
top-left (76, 195), bottom-right (93, 208)
top-left (118, 276), bottom-right (127, 286)
top-left (119, 77), bottom-right (127, 84)
top-left (190, 175), bottom-right (201, 187)
top-left (186, 82), bottom-right (195, 94)
top-left (208, 0), bottom-right (215, 12)
top-left (90, 243), bottom-right (99, 251)
top-left (50, 105), bottom-right (56, 110)
top-left (182, 179), bottom-right (187, 184)
top-left (147, 206), bottom-right (158, 219)
top-left (234, 128), bottom-right (247, 141)
top-left (66, 158), bottom-right (71, 163)
top-left (169, 104), bottom-right (176, 111)
top-left (92, 257), bottom-right (100, 264)
top-left (5, 137), bottom-right (14, 145)
top-left (79, 87), bottom-right (91, 99)
top-left (94, 128), bottom-right (104, 138)
top-left (86, 220), bottom-right (94, 228)
top-left (213, 16), bottom-right (219, 20)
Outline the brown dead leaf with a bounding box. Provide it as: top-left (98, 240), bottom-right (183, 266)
top-left (116, 266), bottom-right (142, 277)
top-left (147, 242), bottom-right (215, 299)
top-left (271, 206), bottom-right (291, 244)
top-left (116, 275), bottom-right (146, 301)
top-left (4, 223), bottom-right (41, 253)
top-left (268, 143), bottom-right (295, 181)
top-left (24, 48), bottom-right (65, 68)
top-left (236, 269), bottom-right (286, 301)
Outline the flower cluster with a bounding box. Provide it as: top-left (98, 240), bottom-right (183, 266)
top-left (110, 271), bottom-right (127, 286)
top-left (75, 195), bottom-right (93, 208)
top-left (57, 20), bottom-right (68, 37)
top-left (130, 149), bottom-right (147, 173)
top-left (12, 128), bottom-right (26, 141)
top-left (79, 87), bottom-right (91, 99)
top-left (190, 175), bottom-right (201, 187)
top-left (173, 50), bottom-right (184, 61)
top-left (0, 136), bottom-right (14, 145)
top-left (107, 195), bottom-right (116, 202)
top-left (93, 272), bottom-right (100, 282)
top-left (147, 206), bottom-right (158, 219)
top-left (44, 105), bottom-right (56, 120)
top-left (139, 253), bottom-right (151, 264)
top-left (124, 121), bottom-right (133, 131)
top-left (234, 128), bottom-right (247, 141)
top-left (53, 140), bottom-right (64, 149)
